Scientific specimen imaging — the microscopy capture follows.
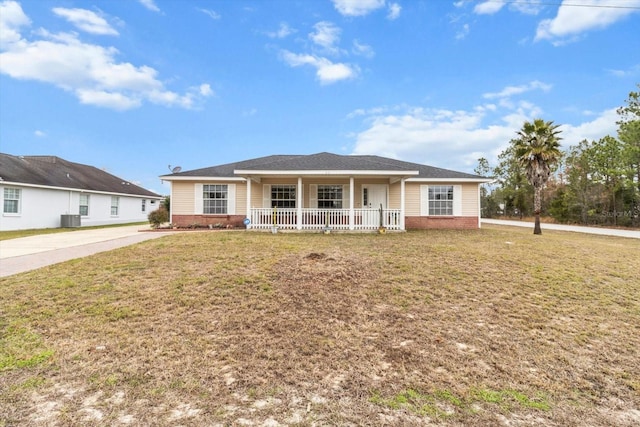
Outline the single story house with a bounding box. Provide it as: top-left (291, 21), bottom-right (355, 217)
top-left (160, 152), bottom-right (491, 231)
top-left (0, 153), bottom-right (162, 231)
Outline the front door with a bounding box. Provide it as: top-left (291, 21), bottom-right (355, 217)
top-left (363, 184), bottom-right (387, 210)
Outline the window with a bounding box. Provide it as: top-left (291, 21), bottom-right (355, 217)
top-left (271, 185), bottom-right (296, 208)
top-left (111, 196), bottom-right (119, 216)
top-left (141, 199), bottom-right (147, 212)
top-left (79, 194), bottom-right (89, 216)
top-left (428, 185), bottom-right (453, 215)
top-left (317, 185), bottom-right (343, 209)
top-left (3, 188), bottom-right (20, 214)
top-left (203, 184), bottom-right (228, 214)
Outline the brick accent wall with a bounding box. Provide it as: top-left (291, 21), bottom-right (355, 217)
top-left (172, 215), bottom-right (245, 228)
top-left (405, 216), bottom-right (479, 230)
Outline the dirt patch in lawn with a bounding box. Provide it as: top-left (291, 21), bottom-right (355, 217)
top-left (1, 227), bottom-right (639, 426)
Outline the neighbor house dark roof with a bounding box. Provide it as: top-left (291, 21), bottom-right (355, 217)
top-left (0, 153), bottom-right (161, 197)
top-left (161, 152), bottom-right (486, 180)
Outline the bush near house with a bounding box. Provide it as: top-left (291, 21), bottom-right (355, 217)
top-left (147, 206), bottom-right (169, 228)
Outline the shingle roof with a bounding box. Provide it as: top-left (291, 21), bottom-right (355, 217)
top-left (162, 152), bottom-right (485, 180)
top-left (0, 153), bottom-right (161, 197)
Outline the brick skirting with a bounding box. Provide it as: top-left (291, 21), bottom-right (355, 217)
top-left (405, 216), bottom-right (479, 229)
top-left (172, 214), bottom-right (245, 228)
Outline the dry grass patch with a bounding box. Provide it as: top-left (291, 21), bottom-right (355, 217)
top-left (1, 226), bottom-right (639, 426)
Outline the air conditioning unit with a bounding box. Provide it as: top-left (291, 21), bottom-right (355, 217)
top-left (60, 214), bottom-right (81, 228)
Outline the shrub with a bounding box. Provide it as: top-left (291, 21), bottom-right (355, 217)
top-left (148, 207), bottom-right (169, 228)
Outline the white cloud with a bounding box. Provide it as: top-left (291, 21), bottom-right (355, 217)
top-left (198, 83), bottom-right (214, 97)
top-left (332, 0), bottom-right (386, 16)
top-left (456, 23), bottom-right (470, 40)
top-left (560, 108), bottom-right (618, 146)
top-left (483, 81), bottom-right (552, 99)
top-left (607, 64), bottom-right (640, 77)
top-left (387, 3), bottom-right (401, 20)
top-left (352, 39), bottom-right (375, 58)
top-left (138, 0), bottom-right (160, 13)
top-left (77, 88), bottom-right (141, 110)
top-left (0, 1), bottom-right (30, 49)
top-left (474, 1), bottom-right (505, 15)
top-left (473, 0), bottom-right (542, 16)
top-left (350, 105), bottom-right (517, 171)
top-left (52, 7), bottom-right (118, 36)
top-left (266, 22), bottom-right (294, 39)
top-left (0, 3), bottom-right (210, 111)
top-left (34, 130), bottom-right (46, 137)
top-left (198, 8), bottom-right (221, 20)
top-left (535, 0), bottom-right (640, 43)
top-left (511, 0), bottom-right (544, 15)
top-left (309, 21), bottom-right (341, 52)
top-left (281, 50), bottom-right (358, 84)
top-left (349, 90), bottom-right (618, 173)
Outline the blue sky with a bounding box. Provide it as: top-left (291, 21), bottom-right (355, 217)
top-left (1, 0), bottom-right (639, 195)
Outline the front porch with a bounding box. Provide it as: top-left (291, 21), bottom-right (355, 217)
top-left (241, 173), bottom-right (411, 232)
top-left (249, 207), bottom-right (402, 231)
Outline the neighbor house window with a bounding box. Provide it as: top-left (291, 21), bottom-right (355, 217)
top-left (317, 185), bottom-right (343, 209)
top-left (428, 185), bottom-right (453, 215)
top-left (79, 194), bottom-right (89, 216)
top-left (271, 185), bottom-right (296, 208)
top-left (141, 199), bottom-right (146, 212)
top-left (203, 184), bottom-right (228, 214)
top-left (3, 188), bottom-right (21, 214)
top-left (111, 196), bottom-right (119, 216)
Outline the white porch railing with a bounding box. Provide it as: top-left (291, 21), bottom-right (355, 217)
top-left (249, 208), bottom-right (402, 231)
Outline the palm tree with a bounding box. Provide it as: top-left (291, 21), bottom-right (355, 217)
top-left (514, 119), bottom-right (562, 234)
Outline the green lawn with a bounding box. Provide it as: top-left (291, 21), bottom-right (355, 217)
top-left (1, 225), bottom-right (639, 426)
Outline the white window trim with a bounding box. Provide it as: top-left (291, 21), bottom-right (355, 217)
top-left (79, 193), bottom-right (90, 217)
top-left (2, 187), bottom-right (22, 216)
top-left (263, 184), bottom-right (298, 209)
top-left (420, 185), bottom-right (462, 216)
top-left (110, 196), bottom-right (120, 217)
top-left (196, 183), bottom-right (236, 215)
top-left (309, 184), bottom-right (348, 209)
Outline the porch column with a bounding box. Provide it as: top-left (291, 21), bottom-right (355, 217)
top-left (349, 176), bottom-right (355, 230)
top-left (246, 177), bottom-right (252, 229)
top-left (297, 177), bottom-right (303, 230)
top-left (400, 178), bottom-right (406, 231)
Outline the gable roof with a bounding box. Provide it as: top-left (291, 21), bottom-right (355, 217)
top-left (0, 153), bottom-right (161, 197)
top-left (161, 152), bottom-right (487, 181)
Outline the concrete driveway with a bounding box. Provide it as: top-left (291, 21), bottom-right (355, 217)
top-left (482, 219), bottom-right (640, 239)
top-left (0, 225), bottom-right (176, 278)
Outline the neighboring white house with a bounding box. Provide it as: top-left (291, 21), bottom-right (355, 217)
top-left (160, 152), bottom-right (492, 231)
top-left (0, 154), bottom-right (162, 231)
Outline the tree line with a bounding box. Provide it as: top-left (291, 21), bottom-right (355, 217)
top-left (477, 85), bottom-right (640, 229)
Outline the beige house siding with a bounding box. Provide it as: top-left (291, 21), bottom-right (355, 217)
top-left (404, 182), bottom-right (421, 216)
top-left (171, 180), bottom-right (246, 215)
top-left (235, 182), bottom-right (247, 215)
top-left (172, 179), bottom-right (480, 228)
top-left (389, 181), bottom-right (401, 209)
top-left (248, 178), bottom-right (406, 209)
top-left (461, 183), bottom-right (479, 216)
top-left (171, 181), bottom-right (196, 215)
top-left (403, 182), bottom-right (479, 216)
